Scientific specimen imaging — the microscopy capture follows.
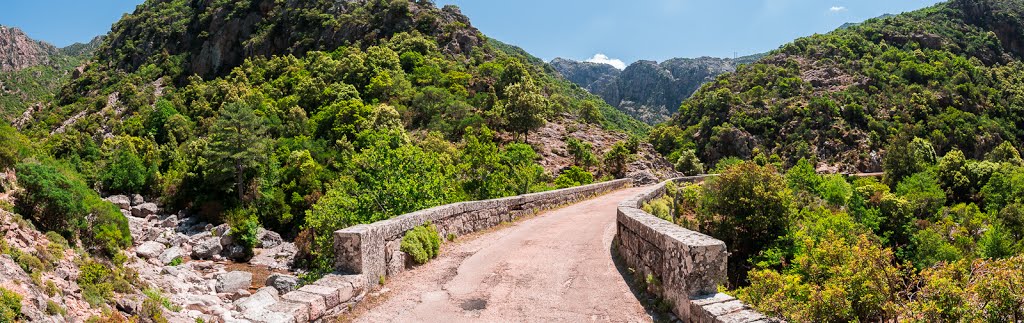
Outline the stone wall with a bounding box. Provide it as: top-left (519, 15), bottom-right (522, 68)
top-left (615, 177), bottom-right (777, 323)
top-left (334, 178), bottom-right (632, 285)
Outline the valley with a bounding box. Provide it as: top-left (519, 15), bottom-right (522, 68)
top-left (1, 0), bottom-right (1024, 322)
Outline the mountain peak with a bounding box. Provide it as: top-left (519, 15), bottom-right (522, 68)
top-left (0, 25), bottom-right (58, 72)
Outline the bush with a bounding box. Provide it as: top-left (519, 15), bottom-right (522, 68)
top-left (698, 162), bottom-right (792, 286)
top-left (883, 136), bottom-right (937, 186)
top-left (99, 145), bottom-right (151, 194)
top-left (400, 223), bottom-right (441, 265)
top-left (0, 123), bottom-right (29, 170)
top-left (603, 142), bottom-right (633, 178)
top-left (0, 287), bottom-right (21, 322)
top-left (674, 149), bottom-right (705, 176)
top-left (78, 260), bottom-right (115, 306)
top-left (710, 156), bottom-right (744, 174)
top-left (896, 172), bottom-right (946, 218)
top-left (565, 138), bottom-right (598, 169)
top-left (228, 207), bottom-right (260, 259)
top-left (817, 175), bottom-right (852, 207)
top-left (554, 166), bottom-right (594, 189)
top-left (14, 161), bottom-right (131, 256)
top-left (45, 300), bottom-right (66, 317)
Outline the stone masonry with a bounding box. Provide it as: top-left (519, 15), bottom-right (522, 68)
top-left (334, 179), bottom-right (632, 286)
top-left (615, 177), bottom-right (780, 323)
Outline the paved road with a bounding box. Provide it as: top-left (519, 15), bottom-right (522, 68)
top-left (354, 186), bottom-right (652, 323)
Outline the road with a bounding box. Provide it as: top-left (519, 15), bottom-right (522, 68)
top-left (353, 186), bottom-right (652, 323)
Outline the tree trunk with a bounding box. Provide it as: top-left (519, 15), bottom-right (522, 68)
top-left (236, 161), bottom-right (245, 202)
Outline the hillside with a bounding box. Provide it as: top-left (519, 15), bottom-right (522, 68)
top-left (664, 0), bottom-right (1024, 172)
top-left (0, 27), bottom-right (101, 121)
top-left (552, 54), bottom-right (764, 124)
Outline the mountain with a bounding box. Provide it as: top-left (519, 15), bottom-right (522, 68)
top-left (659, 0), bottom-right (1024, 172)
top-left (0, 26), bottom-right (101, 121)
top-left (551, 54), bottom-right (765, 124)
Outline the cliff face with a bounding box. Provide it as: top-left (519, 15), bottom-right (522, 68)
top-left (99, 0), bottom-right (483, 81)
top-left (0, 26), bottom-right (57, 72)
top-left (552, 55), bottom-right (764, 124)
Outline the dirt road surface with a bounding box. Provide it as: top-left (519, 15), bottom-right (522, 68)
top-left (353, 186), bottom-right (653, 323)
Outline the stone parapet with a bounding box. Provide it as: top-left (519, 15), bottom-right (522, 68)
top-left (615, 176), bottom-right (779, 323)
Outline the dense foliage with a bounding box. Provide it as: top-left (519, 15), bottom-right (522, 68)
top-left (6, 0), bottom-right (650, 272)
top-left (0, 287), bottom-right (21, 323)
top-left (663, 0), bottom-right (1024, 173)
top-left (656, 138), bottom-right (1024, 321)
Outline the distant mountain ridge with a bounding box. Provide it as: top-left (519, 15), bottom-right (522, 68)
top-left (0, 25), bottom-right (101, 120)
top-left (551, 54), bottom-right (765, 124)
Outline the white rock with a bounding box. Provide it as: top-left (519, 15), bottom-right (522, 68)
top-left (136, 241), bottom-right (166, 259)
top-left (159, 247), bottom-right (183, 265)
top-left (215, 271), bottom-right (252, 293)
top-left (105, 195), bottom-right (132, 210)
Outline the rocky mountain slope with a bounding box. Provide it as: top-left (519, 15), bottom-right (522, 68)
top-left (660, 0), bottom-right (1024, 172)
top-left (551, 54), bottom-right (764, 124)
top-left (0, 26), bottom-right (101, 121)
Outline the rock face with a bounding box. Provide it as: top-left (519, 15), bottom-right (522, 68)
top-left (0, 26), bottom-right (56, 72)
top-left (102, 0), bottom-right (483, 81)
top-left (215, 271), bottom-right (253, 293)
top-left (550, 55), bottom-right (764, 124)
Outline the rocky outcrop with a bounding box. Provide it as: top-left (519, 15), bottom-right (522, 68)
top-left (551, 55), bottom-right (764, 124)
top-left (0, 26), bottom-right (56, 72)
top-left (101, 0), bottom-right (483, 81)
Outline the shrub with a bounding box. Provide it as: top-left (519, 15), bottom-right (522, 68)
top-left (45, 300), bottom-right (66, 317)
top-left (400, 222), bottom-right (441, 265)
top-left (227, 207), bottom-right (260, 259)
top-left (896, 172), bottom-right (946, 218)
top-left (14, 161), bottom-right (131, 256)
top-left (883, 136), bottom-right (937, 186)
top-left (710, 156), bottom-right (744, 174)
top-left (816, 175), bottom-right (852, 207)
top-left (99, 145), bottom-right (151, 194)
top-left (565, 138), bottom-right (598, 168)
top-left (554, 166), bottom-right (594, 189)
top-left (78, 261), bottom-right (115, 306)
top-left (0, 287), bottom-right (21, 322)
top-left (674, 149), bottom-right (705, 176)
top-left (603, 142), bottom-right (633, 178)
top-left (699, 162), bottom-right (792, 286)
top-left (0, 123), bottom-right (29, 170)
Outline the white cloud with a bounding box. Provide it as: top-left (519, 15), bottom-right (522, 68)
top-left (585, 53), bottom-right (627, 70)
top-left (829, 6), bottom-right (847, 13)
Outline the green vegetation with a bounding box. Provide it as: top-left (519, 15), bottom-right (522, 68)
top-left (667, 0), bottom-right (1024, 172)
top-left (400, 223), bottom-right (441, 265)
top-left (0, 287), bottom-right (21, 322)
top-left (554, 166), bottom-right (594, 189)
top-left (0, 0), bottom-right (652, 275)
top-left (659, 137), bottom-right (1024, 321)
top-left (0, 37), bottom-right (100, 121)
top-left (13, 161), bottom-right (131, 256)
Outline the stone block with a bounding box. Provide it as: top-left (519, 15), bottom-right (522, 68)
top-left (282, 290), bottom-right (327, 320)
top-left (266, 301), bottom-right (309, 323)
top-left (299, 284), bottom-right (341, 308)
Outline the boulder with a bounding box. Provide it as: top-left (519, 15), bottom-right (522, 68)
top-left (215, 271), bottom-right (253, 293)
top-left (191, 238), bottom-right (223, 260)
top-left (105, 195), bottom-right (132, 210)
top-left (131, 194), bottom-right (145, 206)
top-left (136, 241), bottom-right (166, 259)
top-left (131, 202), bottom-right (160, 218)
top-left (160, 215), bottom-right (178, 228)
top-left (256, 229), bottom-right (283, 248)
top-left (224, 244), bottom-right (249, 261)
top-left (116, 298), bottom-right (139, 315)
top-left (159, 246), bottom-right (183, 265)
top-left (266, 274), bottom-right (300, 294)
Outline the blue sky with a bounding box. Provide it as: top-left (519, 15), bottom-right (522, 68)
top-left (1, 0), bottom-right (943, 67)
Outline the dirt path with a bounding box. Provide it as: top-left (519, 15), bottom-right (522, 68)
top-left (352, 186), bottom-right (652, 323)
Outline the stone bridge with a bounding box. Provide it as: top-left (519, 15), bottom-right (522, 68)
top-left (246, 178), bottom-right (777, 322)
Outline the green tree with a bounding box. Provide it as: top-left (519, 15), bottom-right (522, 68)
top-left (675, 149), bottom-right (705, 176)
top-left (0, 123), bottom-right (28, 170)
top-left (987, 141), bottom-right (1024, 166)
top-left (699, 162), bottom-right (792, 286)
top-left (603, 142), bottom-right (633, 178)
top-left (883, 136), bottom-right (937, 186)
top-left (566, 138), bottom-right (598, 169)
top-left (555, 166), bottom-right (594, 189)
top-left (208, 100), bottom-right (269, 202)
top-left (501, 80), bottom-right (547, 142)
top-left (896, 171), bottom-right (946, 218)
top-left (100, 145), bottom-right (150, 194)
